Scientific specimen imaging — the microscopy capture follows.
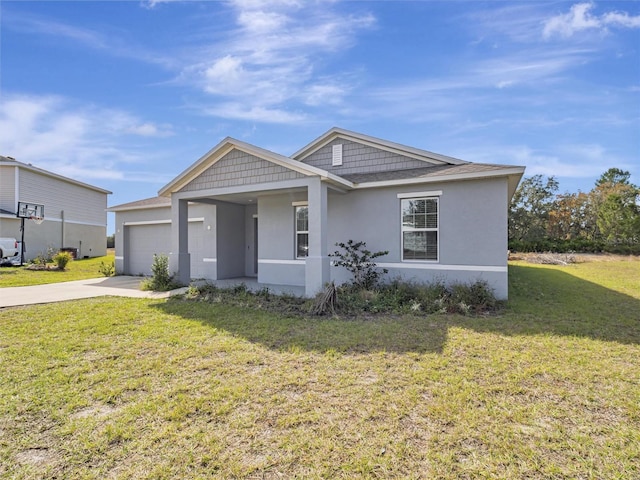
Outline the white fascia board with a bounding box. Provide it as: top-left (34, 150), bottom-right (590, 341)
top-left (107, 203), bottom-right (170, 213)
top-left (353, 167), bottom-right (526, 190)
top-left (292, 127), bottom-right (469, 166)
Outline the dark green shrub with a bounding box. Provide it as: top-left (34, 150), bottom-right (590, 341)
top-left (182, 278), bottom-right (500, 317)
top-left (141, 254), bottom-right (180, 291)
top-left (330, 240), bottom-right (389, 290)
top-left (321, 279), bottom-right (498, 316)
top-left (449, 280), bottom-right (497, 314)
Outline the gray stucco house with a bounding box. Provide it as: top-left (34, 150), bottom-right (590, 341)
top-left (109, 128), bottom-right (524, 299)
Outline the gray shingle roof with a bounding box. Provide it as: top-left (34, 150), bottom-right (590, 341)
top-left (107, 196), bottom-right (171, 211)
top-left (341, 163), bottom-right (520, 184)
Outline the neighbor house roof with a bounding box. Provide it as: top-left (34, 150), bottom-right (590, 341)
top-left (0, 155), bottom-right (112, 194)
top-left (107, 196), bottom-right (171, 212)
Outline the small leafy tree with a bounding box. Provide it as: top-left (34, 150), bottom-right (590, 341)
top-left (141, 254), bottom-right (177, 291)
top-left (509, 174), bottom-right (559, 242)
top-left (98, 260), bottom-right (115, 277)
top-left (329, 240), bottom-right (388, 290)
top-left (592, 169), bottom-right (640, 245)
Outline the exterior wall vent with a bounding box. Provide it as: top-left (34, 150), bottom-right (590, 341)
top-left (332, 144), bottom-right (343, 166)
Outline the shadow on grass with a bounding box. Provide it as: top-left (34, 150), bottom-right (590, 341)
top-left (153, 264), bottom-right (640, 354)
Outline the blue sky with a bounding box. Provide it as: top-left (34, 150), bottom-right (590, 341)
top-left (1, 1), bottom-right (638, 234)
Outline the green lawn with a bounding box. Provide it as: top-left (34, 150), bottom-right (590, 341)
top-left (0, 259), bottom-right (638, 479)
top-left (0, 252), bottom-right (113, 287)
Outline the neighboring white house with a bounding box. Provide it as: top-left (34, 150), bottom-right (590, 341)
top-left (108, 128), bottom-right (525, 299)
top-left (0, 156), bottom-right (111, 260)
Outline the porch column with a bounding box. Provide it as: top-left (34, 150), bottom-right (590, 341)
top-left (305, 177), bottom-right (330, 297)
top-left (169, 196), bottom-right (190, 285)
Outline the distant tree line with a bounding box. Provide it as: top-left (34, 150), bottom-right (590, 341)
top-left (509, 168), bottom-right (640, 254)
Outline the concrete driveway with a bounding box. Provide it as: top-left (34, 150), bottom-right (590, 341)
top-left (0, 276), bottom-right (188, 308)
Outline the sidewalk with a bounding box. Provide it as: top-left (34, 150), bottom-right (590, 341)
top-left (0, 276), bottom-right (188, 308)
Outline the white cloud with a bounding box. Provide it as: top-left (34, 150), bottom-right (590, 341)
top-left (203, 55), bottom-right (247, 95)
top-left (141, 0), bottom-right (183, 10)
top-left (603, 11), bottom-right (640, 29)
top-left (202, 103), bottom-right (306, 124)
top-left (303, 83), bottom-right (347, 106)
top-left (127, 122), bottom-right (174, 137)
top-left (543, 2), bottom-right (640, 39)
top-left (179, 1), bottom-right (375, 123)
top-left (237, 9), bottom-right (289, 32)
top-left (0, 94), bottom-right (173, 183)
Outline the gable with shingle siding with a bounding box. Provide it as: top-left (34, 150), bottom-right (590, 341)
top-left (180, 149), bottom-right (306, 192)
top-left (300, 138), bottom-right (432, 175)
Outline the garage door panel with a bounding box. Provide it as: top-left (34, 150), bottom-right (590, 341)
top-left (125, 222), bottom-right (206, 278)
top-left (126, 224), bottom-right (171, 276)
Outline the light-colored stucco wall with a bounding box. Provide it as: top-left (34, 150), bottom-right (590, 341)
top-left (113, 203), bottom-right (215, 276)
top-left (325, 177), bottom-right (509, 298)
top-left (112, 176), bottom-right (510, 298)
top-left (256, 193), bottom-right (306, 286)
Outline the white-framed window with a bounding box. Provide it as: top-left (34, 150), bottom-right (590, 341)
top-left (295, 205), bottom-right (309, 258)
top-left (401, 197), bottom-right (438, 261)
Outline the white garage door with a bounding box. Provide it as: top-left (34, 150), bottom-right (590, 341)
top-left (125, 221), bottom-right (206, 277)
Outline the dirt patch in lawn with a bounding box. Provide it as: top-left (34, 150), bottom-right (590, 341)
top-left (15, 448), bottom-right (59, 467)
top-left (71, 404), bottom-right (119, 420)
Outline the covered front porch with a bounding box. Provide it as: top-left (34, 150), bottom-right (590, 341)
top-left (167, 176), bottom-right (336, 298)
